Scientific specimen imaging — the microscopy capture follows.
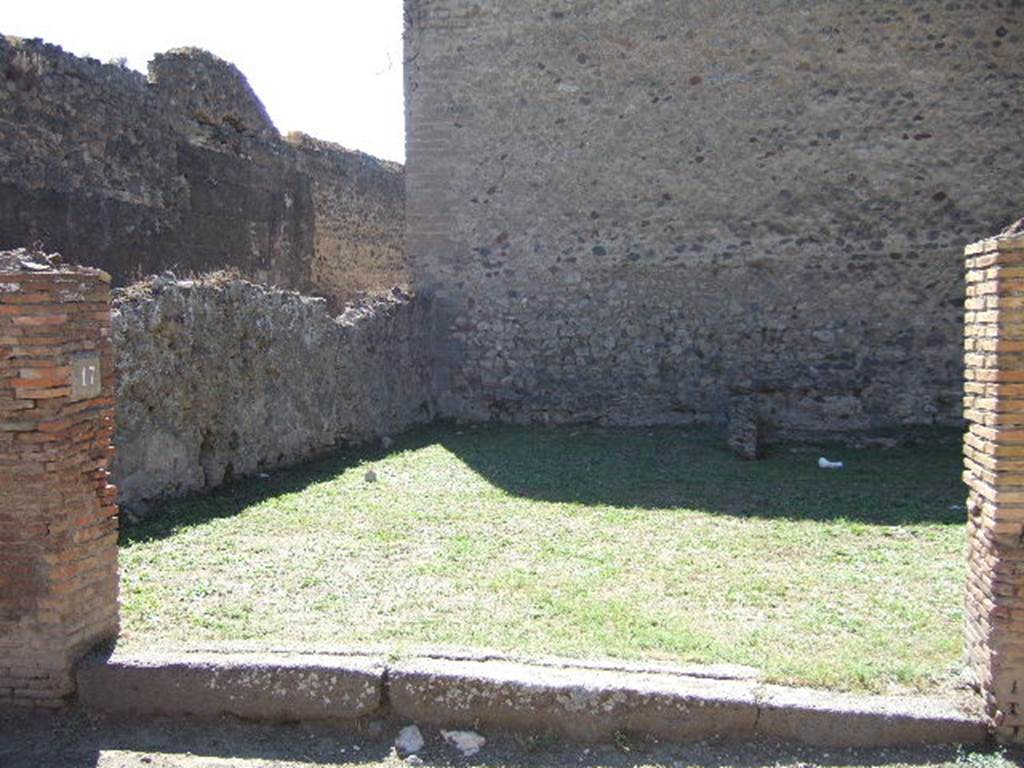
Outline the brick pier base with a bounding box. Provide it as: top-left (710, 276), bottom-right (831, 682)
top-left (963, 229), bottom-right (1024, 743)
top-left (0, 251), bottom-right (118, 707)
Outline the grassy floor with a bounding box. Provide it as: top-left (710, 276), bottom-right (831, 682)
top-left (119, 424), bottom-right (967, 694)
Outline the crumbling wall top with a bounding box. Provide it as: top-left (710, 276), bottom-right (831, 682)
top-left (0, 247), bottom-right (110, 281)
top-left (148, 47), bottom-right (278, 140)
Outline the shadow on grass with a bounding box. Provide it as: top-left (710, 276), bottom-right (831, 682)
top-left (122, 422), bottom-right (965, 546)
top-left (438, 423), bottom-right (965, 526)
top-left (119, 427), bottom-right (440, 546)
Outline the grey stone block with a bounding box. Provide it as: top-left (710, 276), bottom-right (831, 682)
top-left (75, 651), bottom-right (989, 748)
top-left (755, 684), bottom-right (989, 747)
top-left (77, 650), bottom-right (384, 721)
top-left (388, 657), bottom-right (760, 742)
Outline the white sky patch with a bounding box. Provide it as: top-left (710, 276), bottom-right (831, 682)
top-left (1, 0), bottom-right (406, 162)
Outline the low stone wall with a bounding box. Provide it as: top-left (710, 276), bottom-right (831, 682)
top-left (111, 276), bottom-right (432, 506)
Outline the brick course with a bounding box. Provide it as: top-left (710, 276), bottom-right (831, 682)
top-left (963, 231), bottom-right (1024, 743)
top-left (0, 251), bottom-right (118, 707)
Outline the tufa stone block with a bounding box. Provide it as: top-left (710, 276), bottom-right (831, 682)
top-left (727, 395), bottom-right (764, 460)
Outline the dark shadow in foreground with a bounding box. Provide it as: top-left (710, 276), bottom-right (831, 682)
top-left (0, 706), bottom-right (1015, 768)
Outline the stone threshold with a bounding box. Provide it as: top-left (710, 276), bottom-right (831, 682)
top-left (76, 648), bottom-right (988, 749)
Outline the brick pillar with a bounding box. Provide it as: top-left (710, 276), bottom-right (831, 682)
top-left (0, 250), bottom-right (118, 707)
top-left (964, 229), bottom-right (1024, 742)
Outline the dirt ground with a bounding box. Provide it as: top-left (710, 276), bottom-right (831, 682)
top-left (2, 707), bottom-right (1020, 768)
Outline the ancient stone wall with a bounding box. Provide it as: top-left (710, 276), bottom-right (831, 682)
top-left (111, 276), bottom-right (432, 506)
top-left (405, 0), bottom-right (1024, 432)
top-left (0, 250), bottom-right (119, 706)
top-left (0, 36), bottom-right (406, 304)
top-left (963, 226), bottom-right (1024, 744)
top-left (289, 133), bottom-right (407, 309)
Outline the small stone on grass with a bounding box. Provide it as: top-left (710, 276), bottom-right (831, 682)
top-left (395, 724), bottom-right (424, 754)
top-left (442, 729), bottom-right (485, 757)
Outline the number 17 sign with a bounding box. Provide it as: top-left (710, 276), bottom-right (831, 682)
top-left (70, 352), bottom-right (102, 399)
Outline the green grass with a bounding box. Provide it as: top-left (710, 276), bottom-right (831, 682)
top-left (118, 424), bottom-right (967, 694)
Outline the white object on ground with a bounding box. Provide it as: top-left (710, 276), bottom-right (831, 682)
top-left (818, 457), bottom-right (844, 470)
top-left (441, 730), bottom-right (486, 757)
top-left (395, 725), bottom-right (424, 754)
